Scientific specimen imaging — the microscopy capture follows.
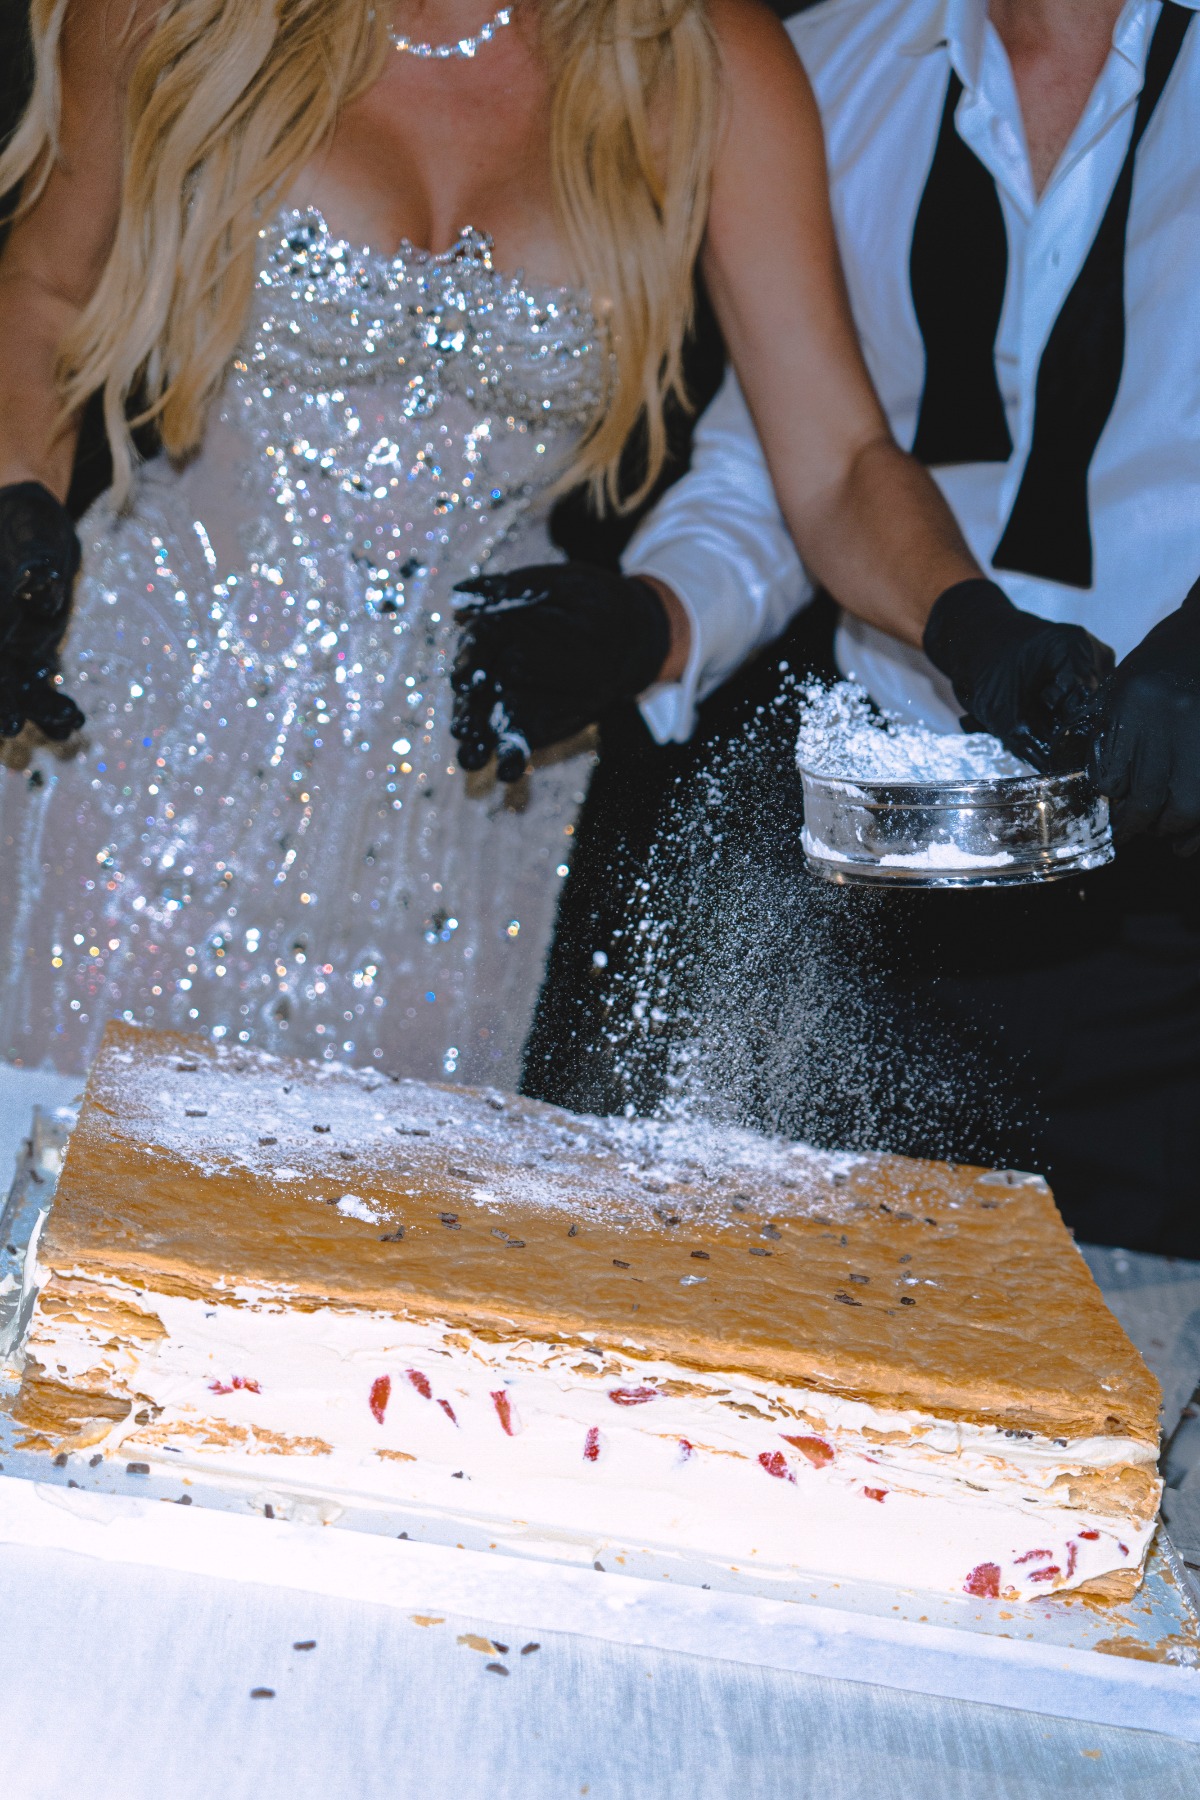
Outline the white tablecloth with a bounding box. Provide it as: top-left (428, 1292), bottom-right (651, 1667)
top-left (5, 1540), bottom-right (1200, 1799)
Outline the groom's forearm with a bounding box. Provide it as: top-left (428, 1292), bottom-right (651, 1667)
top-left (780, 434), bottom-right (981, 650)
top-left (698, 0), bottom-right (985, 659)
top-left (638, 577), bottom-right (692, 684)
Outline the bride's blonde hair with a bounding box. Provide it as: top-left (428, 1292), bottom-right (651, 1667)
top-left (1, 0), bottom-right (719, 510)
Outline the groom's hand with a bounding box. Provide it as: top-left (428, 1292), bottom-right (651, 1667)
top-left (450, 563), bottom-right (672, 782)
top-left (1090, 580), bottom-right (1200, 852)
top-left (0, 481), bottom-right (85, 741)
top-left (923, 578), bottom-right (1114, 773)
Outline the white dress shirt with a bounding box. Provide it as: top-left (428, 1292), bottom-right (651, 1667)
top-left (629, 0), bottom-right (1200, 738)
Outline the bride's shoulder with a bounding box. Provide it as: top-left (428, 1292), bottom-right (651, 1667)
top-left (706, 0), bottom-right (822, 132)
top-left (707, 1), bottom-right (819, 106)
top-left (707, 0), bottom-right (804, 63)
top-left (61, 0), bottom-right (165, 78)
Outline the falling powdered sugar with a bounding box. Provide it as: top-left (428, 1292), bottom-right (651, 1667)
top-left (579, 667), bottom-right (1032, 1168)
top-left (795, 681), bottom-right (1031, 784)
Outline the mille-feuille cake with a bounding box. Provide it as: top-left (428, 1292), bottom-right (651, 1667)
top-left (12, 1022), bottom-right (1161, 1601)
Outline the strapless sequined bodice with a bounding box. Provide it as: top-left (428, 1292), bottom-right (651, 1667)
top-left (251, 212), bottom-right (601, 414)
top-left (221, 209), bottom-right (605, 620)
top-left (1, 209), bottom-right (605, 1088)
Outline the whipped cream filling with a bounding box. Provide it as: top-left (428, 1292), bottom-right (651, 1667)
top-left (27, 1268), bottom-right (1160, 1604)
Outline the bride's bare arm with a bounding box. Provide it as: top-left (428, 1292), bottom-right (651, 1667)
top-left (0, 0), bottom-right (140, 498)
top-left (701, 0), bottom-right (980, 651)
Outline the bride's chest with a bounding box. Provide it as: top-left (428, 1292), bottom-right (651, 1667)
top-left (233, 212), bottom-right (604, 429)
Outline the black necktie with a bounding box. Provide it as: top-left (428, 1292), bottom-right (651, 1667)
top-left (909, 3), bottom-right (1192, 588)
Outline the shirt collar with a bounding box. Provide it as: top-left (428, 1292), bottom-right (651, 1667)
top-left (901, 0), bottom-right (1200, 79)
top-left (1111, 0), bottom-right (1200, 77)
top-left (899, 0), bottom-right (983, 68)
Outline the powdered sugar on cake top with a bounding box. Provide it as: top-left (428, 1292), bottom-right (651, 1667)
top-left (93, 1037), bottom-right (904, 1231)
top-left (795, 681), bottom-right (1031, 784)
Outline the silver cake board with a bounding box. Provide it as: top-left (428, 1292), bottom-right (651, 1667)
top-left (3, 1110), bottom-right (1200, 1744)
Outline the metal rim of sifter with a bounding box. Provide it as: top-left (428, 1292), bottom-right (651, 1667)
top-left (797, 764), bottom-right (1114, 889)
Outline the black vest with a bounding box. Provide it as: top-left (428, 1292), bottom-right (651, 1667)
top-left (909, 4), bottom-right (1192, 587)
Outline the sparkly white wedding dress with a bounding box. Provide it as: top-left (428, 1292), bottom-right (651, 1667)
top-left (0, 210), bottom-right (604, 1087)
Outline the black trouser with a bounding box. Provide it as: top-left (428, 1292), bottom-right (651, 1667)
top-left (860, 844), bottom-right (1200, 1254)
top-left (523, 599), bottom-right (1200, 1257)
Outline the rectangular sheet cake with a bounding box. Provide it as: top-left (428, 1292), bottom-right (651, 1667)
top-left (12, 1023), bottom-right (1162, 1602)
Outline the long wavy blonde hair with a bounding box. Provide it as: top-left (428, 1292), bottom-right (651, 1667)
top-left (2, 0), bottom-right (719, 510)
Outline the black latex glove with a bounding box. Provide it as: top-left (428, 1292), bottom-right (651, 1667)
top-left (0, 481), bottom-right (85, 741)
top-left (1090, 581), bottom-right (1200, 852)
top-left (923, 577), bottom-right (1114, 773)
top-left (450, 563), bottom-right (671, 782)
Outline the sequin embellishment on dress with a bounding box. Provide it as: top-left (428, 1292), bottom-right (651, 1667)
top-left (0, 211), bottom-right (603, 1086)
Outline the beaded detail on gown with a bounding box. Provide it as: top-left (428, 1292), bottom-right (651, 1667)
top-left (0, 210), bottom-right (604, 1084)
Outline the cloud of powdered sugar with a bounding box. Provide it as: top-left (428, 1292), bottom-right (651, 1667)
top-left (601, 676), bottom-right (1031, 1166)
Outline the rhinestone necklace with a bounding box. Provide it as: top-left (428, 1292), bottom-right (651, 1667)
top-left (392, 4), bottom-right (513, 59)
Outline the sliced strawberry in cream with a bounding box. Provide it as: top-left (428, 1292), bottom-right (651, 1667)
top-left (758, 1450), bottom-right (794, 1482)
top-left (491, 1389), bottom-right (520, 1436)
top-left (964, 1562), bottom-right (1001, 1599)
top-left (782, 1434), bottom-right (834, 1468)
